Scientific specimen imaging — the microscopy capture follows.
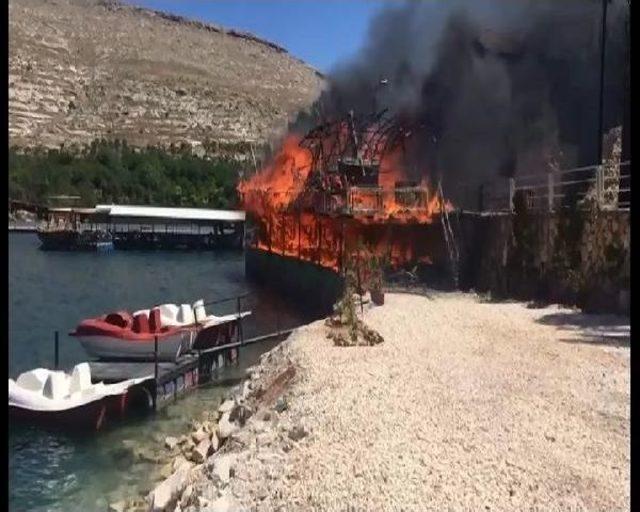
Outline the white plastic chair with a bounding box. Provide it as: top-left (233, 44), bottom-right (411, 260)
top-left (157, 304), bottom-right (180, 325)
top-left (193, 299), bottom-right (206, 323)
top-left (69, 363), bottom-right (92, 394)
top-left (177, 304), bottom-right (195, 325)
top-left (15, 368), bottom-right (50, 393)
top-left (42, 372), bottom-right (70, 401)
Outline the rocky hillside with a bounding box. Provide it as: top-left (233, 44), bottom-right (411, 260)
top-left (9, 0), bottom-right (325, 155)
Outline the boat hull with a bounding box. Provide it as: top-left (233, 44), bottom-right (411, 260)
top-left (10, 398), bottom-right (110, 431)
top-left (9, 387), bottom-right (151, 431)
top-left (38, 230), bottom-right (113, 251)
top-left (76, 332), bottom-right (191, 361)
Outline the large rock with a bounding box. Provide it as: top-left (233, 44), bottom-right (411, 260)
top-left (159, 461), bottom-right (174, 479)
top-left (172, 455), bottom-right (190, 472)
top-left (191, 438), bottom-right (212, 464)
top-left (147, 461), bottom-right (191, 512)
top-left (241, 380), bottom-right (253, 400)
top-left (218, 399), bottom-right (236, 414)
top-left (217, 412), bottom-right (239, 440)
top-left (191, 428), bottom-right (208, 444)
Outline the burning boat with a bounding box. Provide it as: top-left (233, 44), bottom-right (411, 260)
top-left (239, 109), bottom-right (456, 309)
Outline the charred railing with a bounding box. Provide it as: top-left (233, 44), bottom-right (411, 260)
top-left (347, 186), bottom-right (432, 216)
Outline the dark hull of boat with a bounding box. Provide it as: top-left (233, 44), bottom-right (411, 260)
top-left (9, 386), bottom-right (151, 431)
top-left (112, 232), bottom-right (242, 250)
top-left (10, 398), bottom-right (110, 431)
top-left (37, 230), bottom-right (113, 251)
top-left (37, 230), bottom-right (79, 250)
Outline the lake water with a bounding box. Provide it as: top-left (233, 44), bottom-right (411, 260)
top-left (9, 233), bottom-right (312, 512)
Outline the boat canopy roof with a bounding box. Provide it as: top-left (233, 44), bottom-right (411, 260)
top-left (93, 205), bottom-right (245, 222)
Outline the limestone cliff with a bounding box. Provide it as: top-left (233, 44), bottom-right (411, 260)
top-left (9, 0), bottom-right (325, 155)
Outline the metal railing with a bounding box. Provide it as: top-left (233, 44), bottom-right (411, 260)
top-left (511, 161), bottom-right (630, 212)
top-left (457, 161), bottom-right (630, 213)
top-left (49, 292), bottom-right (305, 371)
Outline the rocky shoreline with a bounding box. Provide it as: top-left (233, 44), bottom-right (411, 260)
top-left (110, 338), bottom-right (301, 512)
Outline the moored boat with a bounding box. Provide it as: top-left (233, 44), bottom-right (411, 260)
top-left (8, 363), bottom-right (151, 430)
top-left (70, 310), bottom-right (193, 361)
top-left (38, 228), bottom-right (113, 251)
top-left (70, 299), bottom-right (252, 361)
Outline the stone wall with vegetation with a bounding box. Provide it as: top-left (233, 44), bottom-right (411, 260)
top-left (457, 204), bottom-right (630, 315)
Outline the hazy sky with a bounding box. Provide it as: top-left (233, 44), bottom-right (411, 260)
top-left (127, 0), bottom-right (390, 72)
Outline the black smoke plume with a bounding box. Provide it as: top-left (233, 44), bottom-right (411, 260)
top-left (292, 0), bottom-right (629, 200)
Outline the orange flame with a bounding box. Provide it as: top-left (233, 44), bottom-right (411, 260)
top-left (239, 133), bottom-right (453, 273)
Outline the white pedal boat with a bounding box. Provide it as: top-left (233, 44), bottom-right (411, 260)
top-left (9, 363), bottom-right (152, 430)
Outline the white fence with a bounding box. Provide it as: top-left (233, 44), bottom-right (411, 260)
top-left (457, 161), bottom-right (630, 213)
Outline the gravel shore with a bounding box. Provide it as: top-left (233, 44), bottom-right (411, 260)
top-left (148, 291), bottom-right (630, 512)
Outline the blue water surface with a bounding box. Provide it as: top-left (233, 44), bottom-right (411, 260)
top-left (8, 233), bottom-right (308, 511)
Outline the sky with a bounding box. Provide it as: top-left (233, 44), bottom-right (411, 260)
top-left (127, 0), bottom-right (390, 73)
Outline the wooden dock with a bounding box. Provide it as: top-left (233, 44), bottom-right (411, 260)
top-left (15, 293), bottom-right (301, 431)
top-left (89, 355), bottom-right (199, 384)
top-left (86, 329), bottom-right (294, 411)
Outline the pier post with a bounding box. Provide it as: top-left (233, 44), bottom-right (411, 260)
top-left (508, 178), bottom-right (515, 213)
top-left (236, 297), bottom-right (244, 345)
top-left (153, 335), bottom-right (158, 411)
top-left (54, 331), bottom-right (59, 370)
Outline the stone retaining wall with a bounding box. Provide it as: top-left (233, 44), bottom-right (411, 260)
top-left (456, 208), bottom-right (630, 314)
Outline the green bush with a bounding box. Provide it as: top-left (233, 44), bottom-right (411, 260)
top-left (9, 139), bottom-right (242, 208)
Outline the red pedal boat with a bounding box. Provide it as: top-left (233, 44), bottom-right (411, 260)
top-left (70, 309), bottom-right (194, 362)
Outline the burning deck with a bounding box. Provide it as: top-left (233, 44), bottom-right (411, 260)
top-left (240, 110), bottom-right (453, 276)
